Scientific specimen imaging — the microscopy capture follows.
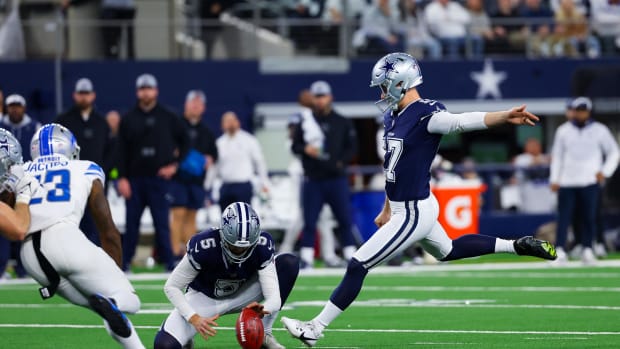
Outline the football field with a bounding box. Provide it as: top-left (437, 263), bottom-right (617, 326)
top-left (1, 257), bottom-right (620, 348)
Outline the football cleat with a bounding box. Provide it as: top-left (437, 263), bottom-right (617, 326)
top-left (282, 317), bottom-right (323, 347)
top-left (261, 333), bottom-right (285, 349)
top-left (514, 236), bottom-right (557, 260)
top-left (88, 294), bottom-right (131, 338)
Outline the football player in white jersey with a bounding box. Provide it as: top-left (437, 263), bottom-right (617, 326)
top-left (282, 53), bottom-right (557, 347)
top-left (0, 128), bottom-right (38, 241)
top-left (14, 123), bottom-right (145, 349)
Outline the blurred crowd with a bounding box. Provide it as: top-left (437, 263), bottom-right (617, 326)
top-left (193, 0), bottom-right (620, 58)
top-left (8, 0), bottom-right (619, 60)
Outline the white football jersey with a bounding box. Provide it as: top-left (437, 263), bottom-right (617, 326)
top-left (23, 154), bottom-right (106, 233)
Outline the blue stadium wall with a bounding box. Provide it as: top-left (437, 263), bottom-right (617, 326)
top-left (2, 58), bottom-right (619, 134)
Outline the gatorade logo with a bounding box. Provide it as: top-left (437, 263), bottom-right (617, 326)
top-left (444, 195), bottom-right (472, 230)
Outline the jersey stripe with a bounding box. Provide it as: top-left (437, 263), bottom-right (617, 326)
top-left (369, 201), bottom-right (420, 268)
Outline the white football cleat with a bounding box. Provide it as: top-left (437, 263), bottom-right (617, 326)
top-left (281, 317), bottom-right (323, 347)
top-left (550, 247), bottom-right (568, 266)
top-left (262, 333), bottom-right (285, 349)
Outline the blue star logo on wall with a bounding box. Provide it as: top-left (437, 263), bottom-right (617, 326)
top-left (470, 59), bottom-right (507, 99)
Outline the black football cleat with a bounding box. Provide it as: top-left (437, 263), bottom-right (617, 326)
top-left (88, 294), bottom-right (131, 338)
top-left (514, 236), bottom-right (557, 260)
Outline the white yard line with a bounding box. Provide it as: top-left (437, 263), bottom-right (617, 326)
top-left (0, 324), bottom-right (618, 336)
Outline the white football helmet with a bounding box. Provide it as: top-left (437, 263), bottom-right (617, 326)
top-left (220, 202), bottom-right (261, 264)
top-left (30, 123), bottom-right (80, 160)
top-left (370, 52), bottom-right (423, 112)
top-left (0, 128), bottom-right (23, 187)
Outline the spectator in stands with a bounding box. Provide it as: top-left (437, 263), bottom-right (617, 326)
top-left (116, 73), bottom-right (189, 271)
top-left (465, 0), bottom-right (492, 57)
top-left (56, 78), bottom-right (114, 246)
top-left (590, 0), bottom-right (620, 56)
top-left (320, 0), bottom-right (367, 55)
top-left (491, 0), bottom-right (526, 53)
top-left (292, 80), bottom-right (358, 268)
top-left (554, 0), bottom-right (601, 57)
top-left (63, 0), bottom-right (136, 59)
top-left (285, 0), bottom-right (325, 51)
top-left (424, 0), bottom-right (473, 59)
top-left (521, 0), bottom-right (557, 57)
top-left (199, 0), bottom-right (238, 59)
top-left (0, 93), bottom-right (40, 279)
top-left (359, 0), bottom-right (405, 55)
top-left (211, 111), bottom-right (270, 211)
top-left (550, 97), bottom-right (620, 265)
top-left (169, 90), bottom-right (218, 259)
top-left (398, 0), bottom-right (442, 59)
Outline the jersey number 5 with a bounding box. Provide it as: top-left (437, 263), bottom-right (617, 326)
top-left (384, 138), bottom-right (403, 183)
top-left (30, 169), bottom-right (71, 204)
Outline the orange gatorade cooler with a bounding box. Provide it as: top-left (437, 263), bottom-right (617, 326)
top-left (432, 182), bottom-right (486, 239)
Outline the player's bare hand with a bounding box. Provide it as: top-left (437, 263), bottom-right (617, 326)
top-left (245, 301), bottom-right (270, 318)
top-left (117, 178), bottom-right (132, 199)
top-left (596, 172), bottom-right (605, 183)
top-left (506, 105), bottom-right (539, 126)
top-left (189, 314), bottom-right (219, 340)
top-left (550, 183), bottom-right (560, 192)
top-left (374, 210), bottom-right (391, 228)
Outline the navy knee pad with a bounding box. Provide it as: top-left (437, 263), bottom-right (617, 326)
top-left (154, 329), bottom-right (182, 349)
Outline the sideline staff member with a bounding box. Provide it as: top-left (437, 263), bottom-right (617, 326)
top-left (116, 73), bottom-right (189, 271)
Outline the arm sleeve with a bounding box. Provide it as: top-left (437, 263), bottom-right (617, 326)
top-left (599, 127), bottom-right (620, 178)
top-left (549, 128), bottom-right (564, 184)
top-left (163, 255), bottom-right (201, 321)
top-left (257, 261), bottom-right (281, 313)
top-left (251, 137), bottom-right (271, 187)
top-left (291, 124), bottom-right (306, 155)
top-left (84, 162), bottom-right (107, 189)
top-left (426, 111), bottom-right (487, 135)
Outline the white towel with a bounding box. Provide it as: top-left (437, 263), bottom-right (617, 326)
top-left (300, 107), bottom-right (325, 150)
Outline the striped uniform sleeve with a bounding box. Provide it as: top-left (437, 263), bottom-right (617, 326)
top-left (83, 161), bottom-right (106, 188)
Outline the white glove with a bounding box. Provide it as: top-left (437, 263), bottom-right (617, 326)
top-left (5, 165), bottom-right (39, 205)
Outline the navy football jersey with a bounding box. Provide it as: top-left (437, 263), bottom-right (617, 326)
top-left (186, 228), bottom-right (275, 299)
top-left (382, 99), bottom-right (445, 201)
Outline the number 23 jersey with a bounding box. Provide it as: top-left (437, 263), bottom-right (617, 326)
top-left (23, 155), bottom-right (106, 233)
top-left (186, 228), bottom-right (275, 299)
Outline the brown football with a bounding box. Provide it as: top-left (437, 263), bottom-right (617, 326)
top-left (235, 307), bottom-right (264, 349)
top-left (0, 189), bottom-right (16, 208)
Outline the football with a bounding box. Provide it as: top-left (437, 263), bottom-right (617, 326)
top-left (0, 189), bottom-right (16, 208)
top-left (235, 307), bottom-right (264, 349)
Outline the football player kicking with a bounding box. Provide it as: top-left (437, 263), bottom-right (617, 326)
top-left (8, 124), bottom-right (145, 348)
top-left (154, 202), bottom-right (300, 349)
top-left (282, 52), bottom-right (558, 347)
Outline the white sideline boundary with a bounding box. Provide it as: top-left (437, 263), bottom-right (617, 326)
top-left (0, 324), bottom-right (619, 336)
top-left (2, 260), bottom-right (620, 285)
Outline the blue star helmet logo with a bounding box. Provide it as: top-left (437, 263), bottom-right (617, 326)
top-left (222, 207), bottom-right (235, 227)
top-left (380, 59), bottom-right (397, 78)
top-left (0, 135), bottom-right (10, 155)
